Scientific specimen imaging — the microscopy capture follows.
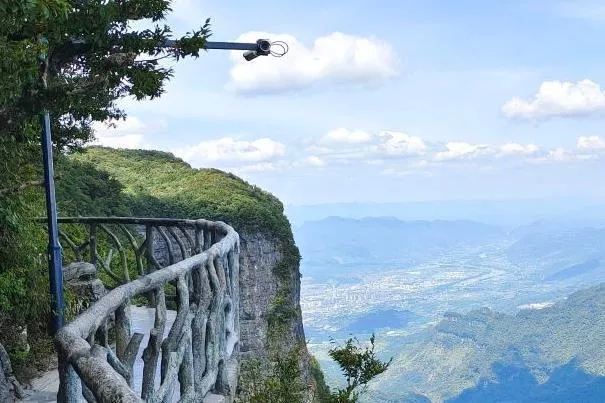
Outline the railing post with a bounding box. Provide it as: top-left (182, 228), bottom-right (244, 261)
top-left (57, 356), bottom-right (82, 403)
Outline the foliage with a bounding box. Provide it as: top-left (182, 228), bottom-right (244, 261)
top-left (310, 356), bottom-right (331, 403)
top-left (383, 283), bottom-right (605, 402)
top-left (236, 346), bottom-right (306, 403)
top-left (326, 334), bottom-right (392, 403)
top-left (55, 157), bottom-right (130, 216)
top-left (1, 0), bottom-right (212, 148)
top-left (267, 288), bottom-right (299, 332)
top-left (70, 147), bottom-right (298, 240)
top-left (0, 0), bottom-right (213, 378)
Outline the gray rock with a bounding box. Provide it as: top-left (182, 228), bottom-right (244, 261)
top-left (0, 362), bottom-right (9, 403)
top-left (63, 262), bottom-right (97, 283)
top-left (63, 262), bottom-right (107, 303)
top-left (0, 343), bottom-right (24, 401)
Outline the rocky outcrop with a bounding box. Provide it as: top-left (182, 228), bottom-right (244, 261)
top-left (0, 343), bottom-right (23, 402)
top-left (63, 262), bottom-right (107, 303)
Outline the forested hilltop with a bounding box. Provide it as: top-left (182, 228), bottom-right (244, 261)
top-left (367, 283), bottom-right (605, 402)
top-left (61, 147), bottom-right (294, 238)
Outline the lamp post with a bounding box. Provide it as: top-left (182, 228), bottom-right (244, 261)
top-left (42, 38), bottom-right (285, 333)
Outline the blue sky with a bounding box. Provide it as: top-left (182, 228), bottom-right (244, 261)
top-left (93, 0), bottom-right (605, 205)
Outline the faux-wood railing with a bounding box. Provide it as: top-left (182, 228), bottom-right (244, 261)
top-left (52, 217), bottom-right (240, 402)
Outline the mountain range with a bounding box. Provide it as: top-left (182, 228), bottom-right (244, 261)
top-left (294, 216), bottom-right (502, 279)
top-left (367, 284), bottom-right (605, 402)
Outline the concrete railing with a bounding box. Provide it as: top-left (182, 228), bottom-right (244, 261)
top-left (52, 217), bottom-right (240, 402)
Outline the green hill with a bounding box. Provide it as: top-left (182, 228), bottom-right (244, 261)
top-left (62, 147), bottom-right (293, 241)
top-left (368, 284), bottom-right (605, 402)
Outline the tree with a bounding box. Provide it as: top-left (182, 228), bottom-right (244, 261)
top-left (1, 0), bottom-right (212, 148)
top-left (327, 334), bottom-right (392, 403)
top-left (0, 0), bottom-right (214, 375)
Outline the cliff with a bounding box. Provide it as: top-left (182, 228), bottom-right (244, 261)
top-left (56, 147), bottom-right (314, 401)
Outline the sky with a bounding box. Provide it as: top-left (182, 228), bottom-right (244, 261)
top-left (92, 0), bottom-right (605, 206)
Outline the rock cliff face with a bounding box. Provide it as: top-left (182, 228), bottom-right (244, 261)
top-left (239, 232), bottom-right (310, 379)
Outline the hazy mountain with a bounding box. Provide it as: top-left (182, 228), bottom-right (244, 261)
top-left (286, 198), bottom-right (592, 227)
top-left (294, 217), bottom-right (503, 278)
top-left (506, 223), bottom-right (605, 280)
top-left (367, 284), bottom-right (605, 402)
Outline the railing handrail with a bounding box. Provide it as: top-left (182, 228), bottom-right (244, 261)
top-left (56, 219), bottom-right (237, 341)
top-left (53, 217), bottom-right (240, 402)
top-left (38, 216), bottom-right (221, 226)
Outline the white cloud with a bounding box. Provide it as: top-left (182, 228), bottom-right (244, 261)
top-left (548, 147), bottom-right (570, 161)
top-left (174, 137), bottom-right (286, 167)
top-left (499, 143), bottom-right (540, 155)
top-left (235, 162), bottom-right (277, 173)
top-left (320, 128), bottom-right (372, 145)
top-left (372, 131), bottom-right (427, 156)
top-left (307, 130), bottom-right (426, 166)
top-left (305, 156), bottom-right (326, 166)
top-left (435, 142), bottom-right (490, 161)
top-left (527, 146), bottom-right (598, 164)
top-left (90, 117), bottom-right (149, 149)
top-left (502, 79), bottom-right (605, 119)
top-left (577, 135), bottom-right (605, 151)
top-left (228, 32), bottom-right (398, 94)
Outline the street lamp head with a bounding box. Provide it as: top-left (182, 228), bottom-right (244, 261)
top-left (243, 39), bottom-right (273, 61)
top-left (243, 50), bottom-right (259, 61)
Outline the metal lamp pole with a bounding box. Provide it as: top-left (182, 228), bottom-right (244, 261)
top-left (42, 38), bottom-right (279, 333)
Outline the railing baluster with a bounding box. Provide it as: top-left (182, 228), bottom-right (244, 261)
top-left (123, 332), bottom-right (144, 387)
top-left (167, 227), bottom-right (188, 261)
top-left (99, 224), bottom-right (130, 282)
top-left (115, 303), bottom-right (131, 360)
top-left (203, 228), bottom-right (212, 251)
top-left (58, 229), bottom-right (81, 261)
top-left (179, 313), bottom-right (195, 398)
top-left (195, 226), bottom-right (203, 254)
top-left (142, 287), bottom-right (166, 399)
top-left (160, 276), bottom-right (190, 381)
top-left (157, 226), bottom-right (175, 267)
top-left (95, 319), bottom-right (108, 348)
top-left (176, 226), bottom-right (195, 256)
top-left (57, 358), bottom-right (82, 403)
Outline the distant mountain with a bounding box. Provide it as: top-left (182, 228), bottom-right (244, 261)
top-left (506, 223), bottom-right (605, 280)
top-left (366, 284), bottom-right (605, 402)
top-left (285, 198), bottom-right (592, 227)
top-left (294, 217), bottom-right (503, 277)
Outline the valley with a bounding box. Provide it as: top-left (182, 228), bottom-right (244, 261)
top-left (295, 216), bottom-right (605, 402)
